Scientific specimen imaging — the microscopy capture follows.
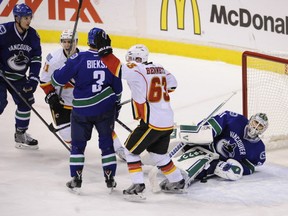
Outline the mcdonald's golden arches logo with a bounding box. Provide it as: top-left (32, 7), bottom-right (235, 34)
top-left (160, 0), bottom-right (201, 35)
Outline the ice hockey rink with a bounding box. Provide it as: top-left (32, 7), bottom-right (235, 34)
top-left (1, 43), bottom-right (288, 216)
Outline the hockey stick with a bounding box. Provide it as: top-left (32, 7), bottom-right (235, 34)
top-left (116, 119), bottom-right (133, 133)
top-left (148, 91), bottom-right (237, 192)
top-left (68, 0), bottom-right (83, 56)
top-left (119, 99), bottom-right (131, 106)
top-left (48, 123), bottom-right (70, 133)
top-left (114, 100), bottom-right (132, 132)
top-left (59, 0), bottom-right (83, 97)
top-left (0, 71), bottom-right (70, 151)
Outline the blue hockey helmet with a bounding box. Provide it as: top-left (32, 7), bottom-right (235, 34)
top-left (87, 27), bottom-right (105, 47)
top-left (13, 3), bottom-right (33, 18)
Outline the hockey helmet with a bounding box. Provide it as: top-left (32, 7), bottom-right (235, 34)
top-left (247, 113), bottom-right (268, 138)
top-left (13, 3), bottom-right (33, 18)
top-left (125, 44), bottom-right (149, 63)
top-left (88, 27), bottom-right (106, 48)
top-left (60, 29), bottom-right (78, 43)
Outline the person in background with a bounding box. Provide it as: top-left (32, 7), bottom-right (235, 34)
top-left (0, 3), bottom-right (42, 150)
top-left (51, 27), bottom-right (123, 192)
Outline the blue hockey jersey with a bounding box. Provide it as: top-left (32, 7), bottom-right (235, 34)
top-left (206, 110), bottom-right (266, 175)
top-left (51, 50), bottom-right (122, 116)
top-left (0, 22), bottom-right (42, 81)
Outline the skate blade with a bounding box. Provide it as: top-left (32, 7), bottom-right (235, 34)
top-left (109, 186), bottom-right (116, 194)
top-left (123, 193), bottom-right (146, 202)
top-left (67, 187), bottom-right (81, 195)
top-left (15, 143), bottom-right (39, 150)
top-left (161, 188), bottom-right (187, 194)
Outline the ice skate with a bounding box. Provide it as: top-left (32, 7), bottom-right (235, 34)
top-left (104, 170), bottom-right (117, 192)
top-left (15, 129), bottom-right (39, 150)
top-left (159, 179), bottom-right (186, 194)
top-left (123, 183), bottom-right (146, 202)
top-left (66, 175), bottom-right (82, 194)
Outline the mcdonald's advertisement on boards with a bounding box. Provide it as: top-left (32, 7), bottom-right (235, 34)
top-left (1, 0), bottom-right (287, 52)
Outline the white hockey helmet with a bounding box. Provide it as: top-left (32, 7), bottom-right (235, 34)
top-left (246, 113), bottom-right (268, 138)
top-left (125, 44), bottom-right (149, 63)
top-left (60, 29), bottom-right (78, 43)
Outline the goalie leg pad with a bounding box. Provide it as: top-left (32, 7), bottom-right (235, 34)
top-left (173, 146), bottom-right (219, 185)
top-left (214, 159), bottom-right (243, 180)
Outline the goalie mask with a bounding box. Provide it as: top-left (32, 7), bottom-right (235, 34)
top-left (125, 44), bottom-right (149, 63)
top-left (60, 29), bottom-right (78, 54)
top-left (246, 113), bottom-right (268, 139)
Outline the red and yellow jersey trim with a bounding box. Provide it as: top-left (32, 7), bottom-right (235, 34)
top-left (101, 54), bottom-right (122, 77)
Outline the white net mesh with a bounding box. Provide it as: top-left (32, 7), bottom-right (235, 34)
top-left (243, 51), bottom-right (288, 150)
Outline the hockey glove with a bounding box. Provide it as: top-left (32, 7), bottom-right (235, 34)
top-left (95, 30), bottom-right (112, 57)
top-left (22, 76), bottom-right (38, 93)
top-left (45, 91), bottom-right (64, 110)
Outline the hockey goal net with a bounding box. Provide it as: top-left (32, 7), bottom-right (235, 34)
top-left (242, 51), bottom-right (288, 150)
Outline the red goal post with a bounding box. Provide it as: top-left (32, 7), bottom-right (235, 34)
top-left (242, 51), bottom-right (288, 149)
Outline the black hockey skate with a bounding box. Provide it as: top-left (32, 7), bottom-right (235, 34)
top-left (66, 175), bottom-right (82, 193)
top-left (160, 179), bottom-right (186, 193)
top-left (15, 129), bottom-right (38, 150)
top-left (123, 183), bottom-right (146, 202)
top-left (104, 170), bottom-right (117, 189)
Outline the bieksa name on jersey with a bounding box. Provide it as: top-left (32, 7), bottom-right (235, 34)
top-left (87, 60), bottom-right (107, 69)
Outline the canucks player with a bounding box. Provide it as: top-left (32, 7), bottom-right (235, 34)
top-left (0, 3), bottom-right (42, 150)
top-left (40, 29), bottom-right (126, 160)
top-left (174, 111), bottom-right (268, 184)
top-left (51, 27), bottom-right (123, 192)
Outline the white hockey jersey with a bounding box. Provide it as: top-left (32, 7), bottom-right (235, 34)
top-left (123, 62), bottom-right (177, 129)
top-left (101, 54), bottom-right (177, 130)
top-left (40, 48), bottom-right (76, 107)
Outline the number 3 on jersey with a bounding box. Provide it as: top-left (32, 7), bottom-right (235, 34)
top-left (149, 76), bottom-right (169, 102)
top-left (92, 70), bottom-right (105, 92)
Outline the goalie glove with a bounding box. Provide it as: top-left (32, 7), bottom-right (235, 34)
top-left (214, 159), bottom-right (243, 181)
top-left (45, 91), bottom-right (64, 111)
top-left (95, 30), bottom-right (112, 57)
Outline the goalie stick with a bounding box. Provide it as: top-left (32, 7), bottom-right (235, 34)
top-left (0, 71), bottom-right (70, 152)
top-left (148, 91), bottom-right (237, 192)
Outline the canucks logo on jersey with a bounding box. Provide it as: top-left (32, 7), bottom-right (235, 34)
top-left (7, 51), bottom-right (29, 71)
